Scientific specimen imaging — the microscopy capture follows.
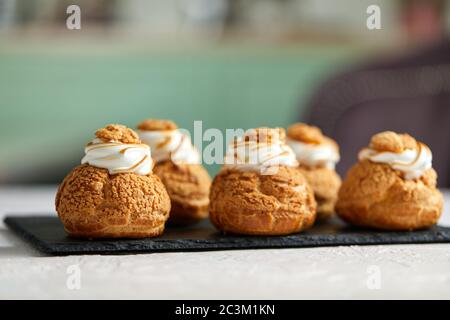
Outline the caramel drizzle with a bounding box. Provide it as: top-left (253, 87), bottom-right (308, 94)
top-left (150, 131), bottom-right (190, 159)
top-left (156, 134), bottom-right (173, 149)
top-left (84, 142), bottom-right (150, 172)
top-left (260, 150), bottom-right (290, 167)
top-left (391, 142), bottom-right (425, 167)
top-left (172, 134), bottom-right (186, 155)
top-left (86, 142), bottom-right (148, 151)
top-left (119, 146), bottom-right (148, 154)
top-left (230, 141), bottom-right (292, 167)
top-left (364, 142), bottom-right (427, 167)
top-left (113, 155), bottom-right (149, 173)
top-left (233, 139), bottom-right (277, 148)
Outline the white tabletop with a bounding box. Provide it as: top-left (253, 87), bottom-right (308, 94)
top-left (0, 185), bottom-right (449, 299)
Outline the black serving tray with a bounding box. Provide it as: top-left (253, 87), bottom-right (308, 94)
top-left (4, 215), bottom-right (450, 256)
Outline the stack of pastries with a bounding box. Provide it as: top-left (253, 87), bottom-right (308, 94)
top-left (56, 121), bottom-right (444, 238)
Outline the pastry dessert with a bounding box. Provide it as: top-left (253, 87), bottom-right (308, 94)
top-left (336, 131), bottom-right (443, 230)
top-left (138, 119), bottom-right (211, 224)
top-left (286, 123), bottom-right (341, 220)
top-left (55, 124), bottom-right (171, 238)
top-left (209, 127), bottom-right (317, 235)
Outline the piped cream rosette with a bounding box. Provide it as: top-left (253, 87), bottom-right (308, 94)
top-left (223, 128), bottom-right (298, 175)
top-left (286, 138), bottom-right (340, 169)
top-left (358, 142), bottom-right (432, 180)
top-left (81, 138), bottom-right (153, 175)
top-left (139, 129), bottom-right (200, 165)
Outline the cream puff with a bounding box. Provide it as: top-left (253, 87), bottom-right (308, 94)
top-left (286, 123), bottom-right (341, 220)
top-left (55, 124), bottom-right (171, 238)
top-left (137, 119), bottom-right (211, 225)
top-left (336, 131), bottom-right (443, 230)
top-left (209, 127), bottom-right (317, 235)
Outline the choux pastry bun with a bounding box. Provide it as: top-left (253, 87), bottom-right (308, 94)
top-left (286, 123), bottom-right (341, 220)
top-left (209, 127), bottom-right (317, 235)
top-left (138, 119), bottom-right (211, 225)
top-left (336, 131), bottom-right (443, 230)
top-left (56, 124), bottom-right (171, 238)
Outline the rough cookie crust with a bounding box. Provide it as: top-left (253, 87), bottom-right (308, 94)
top-left (95, 124), bottom-right (141, 144)
top-left (287, 123), bottom-right (339, 153)
top-left (55, 164), bottom-right (171, 238)
top-left (336, 160), bottom-right (443, 230)
top-left (209, 166), bottom-right (317, 235)
top-left (298, 166), bottom-right (341, 220)
top-left (369, 131), bottom-right (417, 153)
top-left (137, 119), bottom-right (178, 131)
top-left (287, 123), bottom-right (324, 144)
top-left (243, 127), bottom-right (286, 143)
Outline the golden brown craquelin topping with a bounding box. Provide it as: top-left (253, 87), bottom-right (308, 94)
top-left (401, 134), bottom-right (418, 150)
top-left (208, 166), bottom-right (317, 235)
top-left (244, 127), bottom-right (286, 143)
top-left (369, 131), bottom-right (417, 153)
top-left (95, 124), bottom-right (141, 144)
top-left (335, 159), bottom-right (442, 230)
top-left (137, 119), bottom-right (178, 131)
top-left (287, 123), bottom-right (324, 144)
top-left (55, 164), bottom-right (171, 237)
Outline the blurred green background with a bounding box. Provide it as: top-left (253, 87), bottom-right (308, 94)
top-left (0, 43), bottom-right (357, 180)
top-left (0, 0), bottom-right (446, 182)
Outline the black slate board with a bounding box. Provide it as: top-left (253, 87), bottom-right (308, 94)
top-left (4, 215), bottom-right (450, 256)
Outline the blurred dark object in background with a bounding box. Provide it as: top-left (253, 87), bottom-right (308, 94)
top-left (305, 0), bottom-right (450, 187)
top-left (402, 0), bottom-right (445, 44)
top-left (305, 39), bottom-right (450, 187)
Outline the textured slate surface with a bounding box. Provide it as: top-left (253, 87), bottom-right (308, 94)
top-left (5, 215), bottom-right (450, 256)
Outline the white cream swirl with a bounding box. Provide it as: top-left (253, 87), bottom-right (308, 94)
top-left (287, 138), bottom-right (340, 169)
top-left (139, 130), bottom-right (200, 165)
top-left (223, 129), bottom-right (298, 175)
top-left (358, 142), bottom-right (432, 180)
top-left (81, 138), bottom-right (153, 175)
